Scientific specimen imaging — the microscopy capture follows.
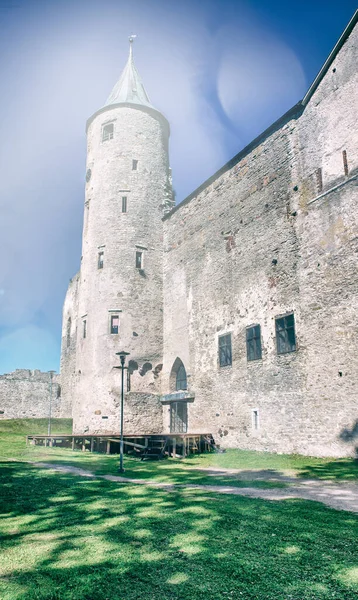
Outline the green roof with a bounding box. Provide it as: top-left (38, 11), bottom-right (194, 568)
top-left (105, 39), bottom-right (155, 110)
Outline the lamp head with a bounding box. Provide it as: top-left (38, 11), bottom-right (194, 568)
top-left (115, 350), bottom-right (130, 366)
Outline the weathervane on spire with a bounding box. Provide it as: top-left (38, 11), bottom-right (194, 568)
top-left (129, 34), bottom-right (137, 44)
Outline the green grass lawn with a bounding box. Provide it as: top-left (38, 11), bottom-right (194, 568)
top-left (1, 419), bottom-right (358, 599)
top-left (0, 418), bottom-right (357, 484)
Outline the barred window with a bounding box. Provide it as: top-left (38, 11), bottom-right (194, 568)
top-left (219, 333), bottom-right (232, 367)
top-left (246, 325), bottom-right (262, 361)
top-left (98, 251), bottom-right (104, 269)
top-left (102, 123), bottom-right (114, 142)
top-left (275, 313), bottom-right (296, 354)
top-left (122, 196), bottom-right (127, 213)
top-left (110, 315), bottom-right (119, 335)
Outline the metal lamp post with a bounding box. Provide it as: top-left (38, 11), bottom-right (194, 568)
top-left (114, 351), bottom-right (130, 473)
top-left (47, 370), bottom-right (56, 436)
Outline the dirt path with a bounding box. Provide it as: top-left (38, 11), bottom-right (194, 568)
top-left (33, 462), bottom-right (358, 514)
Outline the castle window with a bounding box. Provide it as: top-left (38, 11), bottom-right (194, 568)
top-left (246, 325), bottom-right (262, 361)
top-left (170, 402), bottom-right (188, 433)
top-left (102, 123), bottom-right (114, 142)
top-left (110, 315), bottom-right (119, 335)
top-left (132, 159), bottom-right (138, 170)
top-left (252, 409), bottom-right (259, 431)
top-left (176, 364), bottom-right (187, 391)
top-left (83, 319), bottom-right (87, 339)
top-left (66, 317), bottom-right (71, 348)
top-left (122, 196), bottom-right (127, 213)
top-left (316, 168), bottom-right (323, 194)
top-left (219, 333), bottom-right (232, 367)
top-left (136, 251), bottom-right (143, 269)
top-left (98, 251), bottom-right (104, 269)
top-left (343, 150), bottom-right (349, 176)
top-left (275, 313), bottom-right (296, 354)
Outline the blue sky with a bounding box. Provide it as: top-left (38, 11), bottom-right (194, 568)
top-left (0, 0), bottom-right (356, 374)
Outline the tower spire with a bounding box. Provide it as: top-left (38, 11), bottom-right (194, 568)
top-left (105, 35), bottom-right (155, 110)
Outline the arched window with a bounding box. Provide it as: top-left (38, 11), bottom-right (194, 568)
top-left (66, 317), bottom-right (71, 348)
top-left (176, 365), bottom-right (187, 391)
top-left (170, 358), bottom-right (187, 392)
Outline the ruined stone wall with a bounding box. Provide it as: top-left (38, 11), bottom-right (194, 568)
top-left (162, 21), bottom-right (358, 457)
top-left (0, 370), bottom-right (63, 419)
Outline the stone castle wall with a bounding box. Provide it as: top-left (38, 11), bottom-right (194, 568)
top-left (0, 370), bottom-right (64, 420)
top-left (73, 391), bottom-right (163, 435)
top-left (57, 16), bottom-right (358, 456)
top-left (162, 20), bottom-right (358, 456)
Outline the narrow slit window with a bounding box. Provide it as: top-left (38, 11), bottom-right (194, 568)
top-left (122, 196), bottom-right (127, 213)
top-left (218, 333), bottom-right (232, 367)
top-left (316, 168), bottom-right (323, 193)
top-left (132, 159), bottom-right (138, 171)
top-left (136, 251), bottom-right (143, 269)
top-left (275, 313), bottom-right (296, 354)
top-left (110, 315), bottom-right (119, 335)
top-left (246, 325), bottom-right (262, 361)
top-left (127, 370), bottom-right (131, 392)
top-left (102, 123), bottom-right (114, 142)
top-left (252, 409), bottom-right (259, 431)
top-left (66, 317), bottom-right (71, 348)
top-left (83, 320), bottom-right (87, 339)
top-left (98, 251), bottom-right (104, 269)
top-left (342, 150), bottom-right (349, 176)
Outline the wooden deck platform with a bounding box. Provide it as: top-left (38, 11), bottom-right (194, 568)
top-left (26, 433), bottom-right (216, 458)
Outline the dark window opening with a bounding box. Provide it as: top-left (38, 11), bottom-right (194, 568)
top-left (275, 313), bottom-right (296, 354)
top-left (110, 315), bottom-right (119, 335)
top-left (176, 365), bottom-right (187, 391)
top-left (122, 196), bottom-right (127, 213)
top-left (316, 168), bottom-right (323, 194)
top-left (136, 251), bottom-right (143, 269)
top-left (98, 251), bottom-right (104, 269)
top-left (342, 150), bottom-right (349, 176)
top-left (102, 123), bottom-right (114, 142)
top-left (132, 159), bottom-right (138, 170)
top-left (246, 325), bottom-right (262, 361)
top-left (170, 402), bottom-right (188, 433)
top-left (219, 333), bottom-right (232, 367)
top-left (127, 370), bottom-right (131, 391)
top-left (253, 409), bottom-right (259, 430)
top-left (66, 317), bottom-right (71, 348)
top-left (83, 320), bottom-right (87, 339)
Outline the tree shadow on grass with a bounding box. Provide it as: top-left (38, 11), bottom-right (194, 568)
top-left (1, 461), bottom-right (358, 600)
top-left (298, 459), bottom-right (358, 481)
top-left (297, 421), bottom-right (358, 481)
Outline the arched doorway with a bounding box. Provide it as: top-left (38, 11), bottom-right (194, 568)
top-left (169, 358), bottom-right (188, 433)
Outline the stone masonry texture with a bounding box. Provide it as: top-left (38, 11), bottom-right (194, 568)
top-left (57, 16), bottom-right (358, 456)
top-left (162, 19), bottom-right (358, 457)
top-left (0, 370), bottom-right (63, 419)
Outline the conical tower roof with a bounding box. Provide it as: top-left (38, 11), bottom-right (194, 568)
top-left (105, 37), bottom-right (155, 110)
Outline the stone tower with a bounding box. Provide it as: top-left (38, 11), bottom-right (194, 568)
top-left (62, 38), bottom-right (173, 434)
